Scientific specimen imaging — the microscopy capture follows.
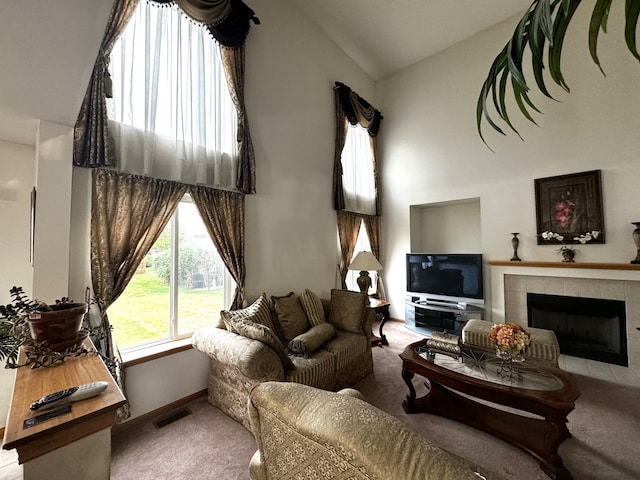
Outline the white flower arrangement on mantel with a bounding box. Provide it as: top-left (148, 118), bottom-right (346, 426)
top-left (540, 230), bottom-right (602, 262)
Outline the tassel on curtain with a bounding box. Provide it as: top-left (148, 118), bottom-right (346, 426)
top-left (151, 0), bottom-right (260, 47)
top-left (73, 0), bottom-right (140, 169)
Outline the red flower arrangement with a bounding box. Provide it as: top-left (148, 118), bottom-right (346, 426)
top-left (488, 323), bottom-right (531, 356)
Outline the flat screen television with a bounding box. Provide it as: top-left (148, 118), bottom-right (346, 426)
top-left (406, 253), bottom-right (484, 306)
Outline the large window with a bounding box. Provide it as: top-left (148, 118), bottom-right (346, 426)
top-left (108, 194), bottom-right (233, 351)
top-left (108, 1), bottom-right (238, 189)
top-left (341, 123), bottom-right (376, 215)
top-left (104, 1), bottom-right (237, 350)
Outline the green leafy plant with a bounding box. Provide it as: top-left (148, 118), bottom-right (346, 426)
top-left (0, 287), bottom-right (92, 369)
top-left (477, 0), bottom-right (640, 148)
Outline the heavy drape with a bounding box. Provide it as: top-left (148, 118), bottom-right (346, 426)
top-left (153, 0), bottom-right (259, 47)
top-left (220, 45), bottom-right (256, 194)
top-left (362, 214), bottom-right (384, 297)
top-left (74, 0), bottom-right (258, 194)
top-left (189, 186), bottom-right (246, 308)
top-left (336, 211), bottom-right (363, 289)
top-left (91, 168), bottom-right (187, 420)
top-left (73, 0), bottom-right (139, 170)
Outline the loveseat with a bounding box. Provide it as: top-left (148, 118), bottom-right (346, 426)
top-left (247, 382), bottom-right (504, 480)
top-left (191, 288), bottom-right (375, 428)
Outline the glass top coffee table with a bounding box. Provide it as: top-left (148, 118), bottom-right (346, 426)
top-left (400, 339), bottom-right (581, 480)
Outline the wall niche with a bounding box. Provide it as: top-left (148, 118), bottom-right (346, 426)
top-left (409, 197), bottom-right (482, 253)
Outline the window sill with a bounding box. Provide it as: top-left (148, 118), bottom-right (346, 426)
top-left (121, 338), bottom-right (193, 368)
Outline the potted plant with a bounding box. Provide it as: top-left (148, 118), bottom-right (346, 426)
top-left (540, 230), bottom-right (602, 262)
top-left (477, 1), bottom-right (640, 146)
top-left (0, 286), bottom-right (88, 369)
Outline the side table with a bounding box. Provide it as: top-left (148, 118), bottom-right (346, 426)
top-left (369, 298), bottom-right (390, 346)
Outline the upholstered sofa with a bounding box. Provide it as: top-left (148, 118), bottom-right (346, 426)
top-left (247, 382), bottom-right (504, 480)
top-left (191, 289), bottom-right (375, 428)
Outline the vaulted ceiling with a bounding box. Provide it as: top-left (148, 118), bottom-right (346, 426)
top-left (0, 0), bottom-right (530, 146)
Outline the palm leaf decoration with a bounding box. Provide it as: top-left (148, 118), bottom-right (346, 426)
top-left (477, 0), bottom-right (640, 148)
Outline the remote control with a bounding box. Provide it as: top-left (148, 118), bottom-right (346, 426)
top-left (30, 381), bottom-right (109, 411)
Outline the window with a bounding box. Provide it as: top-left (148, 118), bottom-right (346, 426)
top-left (108, 1), bottom-right (238, 188)
top-left (341, 123), bottom-right (376, 215)
top-left (346, 221), bottom-right (376, 294)
top-left (108, 194), bottom-right (234, 351)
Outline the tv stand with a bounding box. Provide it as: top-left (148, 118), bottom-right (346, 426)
top-left (405, 295), bottom-right (483, 337)
top-left (417, 299), bottom-right (469, 310)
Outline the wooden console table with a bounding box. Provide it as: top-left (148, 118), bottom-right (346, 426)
top-left (2, 339), bottom-right (126, 480)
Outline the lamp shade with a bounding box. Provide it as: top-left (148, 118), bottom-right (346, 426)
top-left (348, 251), bottom-right (382, 271)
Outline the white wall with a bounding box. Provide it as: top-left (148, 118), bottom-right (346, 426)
top-left (378, 5), bottom-right (640, 321)
top-left (0, 139), bottom-right (34, 426)
top-left (0, 140), bottom-right (34, 303)
top-left (411, 199), bottom-right (481, 253)
top-left (243, 0), bottom-right (375, 301)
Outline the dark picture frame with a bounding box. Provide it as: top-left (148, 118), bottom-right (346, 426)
top-left (535, 170), bottom-right (605, 245)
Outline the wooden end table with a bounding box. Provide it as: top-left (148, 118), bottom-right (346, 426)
top-left (400, 339), bottom-right (580, 480)
top-left (368, 298), bottom-right (390, 346)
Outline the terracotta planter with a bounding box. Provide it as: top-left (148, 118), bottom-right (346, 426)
top-left (27, 302), bottom-right (87, 351)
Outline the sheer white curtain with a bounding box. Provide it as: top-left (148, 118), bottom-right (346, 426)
top-left (108, 1), bottom-right (238, 189)
top-left (341, 123), bottom-right (376, 215)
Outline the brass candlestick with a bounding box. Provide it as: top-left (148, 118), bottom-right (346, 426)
top-left (510, 233), bottom-right (522, 261)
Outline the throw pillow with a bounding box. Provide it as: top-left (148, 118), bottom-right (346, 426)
top-left (230, 318), bottom-right (294, 370)
top-left (271, 292), bottom-right (310, 343)
top-left (288, 322), bottom-right (336, 357)
top-left (299, 289), bottom-right (327, 327)
top-left (220, 293), bottom-right (280, 334)
top-left (329, 289), bottom-right (367, 334)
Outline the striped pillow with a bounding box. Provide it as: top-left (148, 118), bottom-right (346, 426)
top-left (299, 289), bottom-right (326, 327)
top-left (221, 293), bottom-right (280, 335)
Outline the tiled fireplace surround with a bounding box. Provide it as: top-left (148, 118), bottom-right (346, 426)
top-left (498, 272), bottom-right (640, 373)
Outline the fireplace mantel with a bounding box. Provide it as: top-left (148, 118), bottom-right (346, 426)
top-left (489, 260), bottom-right (640, 271)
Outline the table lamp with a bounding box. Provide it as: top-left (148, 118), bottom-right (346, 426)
top-left (348, 251), bottom-right (383, 294)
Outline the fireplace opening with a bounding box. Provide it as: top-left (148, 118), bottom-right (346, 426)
top-left (527, 293), bottom-right (628, 367)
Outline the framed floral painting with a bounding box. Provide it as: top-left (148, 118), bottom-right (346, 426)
top-left (534, 170), bottom-right (605, 245)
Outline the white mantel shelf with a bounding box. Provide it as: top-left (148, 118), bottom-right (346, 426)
top-left (489, 260), bottom-right (640, 271)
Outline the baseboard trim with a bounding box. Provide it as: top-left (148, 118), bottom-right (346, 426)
top-left (112, 389), bottom-right (207, 435)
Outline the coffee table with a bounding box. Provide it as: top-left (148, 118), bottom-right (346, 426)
top-left (400, 339), bottom-right (580, 480)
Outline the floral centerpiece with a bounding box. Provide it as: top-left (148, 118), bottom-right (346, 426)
top-left (488, 323), bottom-right (531, 362)
top-left (540, 230), bottom-right (602, 262)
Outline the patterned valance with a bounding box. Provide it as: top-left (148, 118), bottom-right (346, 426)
top-left (334, 82), bottom-right (383, 137)
top-left (152, 0), bottom-right (259, 47)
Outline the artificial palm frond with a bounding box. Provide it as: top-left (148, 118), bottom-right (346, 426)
top-left (477, 0), bottom-right (640, 148)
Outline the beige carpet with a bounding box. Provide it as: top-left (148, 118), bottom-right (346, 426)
top-left (111, 321), bottom-right (640, 479)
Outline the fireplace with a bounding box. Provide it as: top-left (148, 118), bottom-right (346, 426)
top-left (527, 293), bottom-right (628, 367)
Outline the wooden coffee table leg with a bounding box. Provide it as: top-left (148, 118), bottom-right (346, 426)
top-left (403, 377), bottom-right (573, 480)
top-left (401, 368), bottom-right (417, 410)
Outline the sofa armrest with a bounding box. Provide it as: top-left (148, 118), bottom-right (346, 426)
top-left (192, 326), bottom-right (285, 381)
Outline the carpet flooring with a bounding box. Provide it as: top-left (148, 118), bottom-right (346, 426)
top-left (111, 321), bottom-right (640, 480)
